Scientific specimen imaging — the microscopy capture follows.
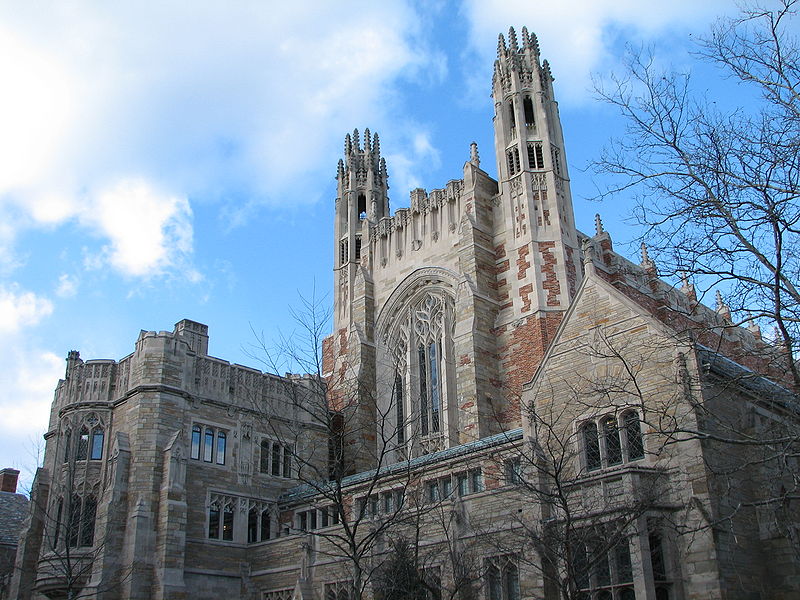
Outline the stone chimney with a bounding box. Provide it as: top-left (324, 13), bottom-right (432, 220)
top-left (0, 468), bottom-right (19, 493)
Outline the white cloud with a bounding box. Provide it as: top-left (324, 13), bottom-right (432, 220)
top-left (0, 2), bottom-right (437, 278)
top-left (462, 0), bottom-right (737, 104)
top-left (82, 179), bottom-right (195, 279)
top-left (0, 284), bottom-right (60, 487)
top-left (0, 284), bottom-right (53, 333)
top-left (55, 274), bottom-right (78, 298)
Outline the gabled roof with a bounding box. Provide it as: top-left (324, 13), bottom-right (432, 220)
top-left (524, 268), bottom-right (681, 392)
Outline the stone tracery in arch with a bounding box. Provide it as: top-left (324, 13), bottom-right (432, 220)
top-left (377, 268), bottom-right (460, 458)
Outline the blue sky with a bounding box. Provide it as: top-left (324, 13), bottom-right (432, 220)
top-left (0, 0), bottom-right (740, 491)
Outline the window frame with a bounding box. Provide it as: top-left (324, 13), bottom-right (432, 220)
top-left (580, 411), bottom-right (646, 473)
top-left (190, 423), bottom-right (230, 467)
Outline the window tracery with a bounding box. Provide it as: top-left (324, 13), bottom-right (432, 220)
top-left (384, 290), bottom-right (454, 456)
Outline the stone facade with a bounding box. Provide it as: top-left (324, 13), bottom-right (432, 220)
top-left (11, 27), bottom-right (800, 600)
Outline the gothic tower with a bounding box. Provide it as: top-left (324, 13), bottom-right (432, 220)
top-left (490, 27), bottom-right (582, 400)
top-left (333, 128), bottom-right (389, 328)
top-left (324, 28), bottom-right (584, 467)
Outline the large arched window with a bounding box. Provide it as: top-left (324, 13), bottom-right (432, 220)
top-left (379, 274), bottom-right (457, 458)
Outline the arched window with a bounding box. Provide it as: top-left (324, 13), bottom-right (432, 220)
top-left (204, 428), bottom-right (214, 462)
top-left (523, 96), bottom-right (535, 127)
top-left (260, 507), bottom-right (271, 541)
top-left (603, 416), bottom-right (622, 466)
top-left (283, 446), bottom-right (291, 477)
top-left (508, 100), bottom-right (516, 130)
top-left (583, 422), bottom-right (601, 471)
top-left (63, 429), bottom-right (71, 463)
top-left (623, 411), bottom-right (644, 460)
top-left (272, 443), bottom-right (281, 476)
top-left (76, 427), bottom-right (89, 460)
top-left (248, 505), bottom-right (258, 543)
top-left (90, 428), bottom-right (104, 460)
top-left (216, 430), bottom-right (226, 465)
top-left (67, 494), bottom-right (81, 548)
top-left (260, 440), bottom-right (270, 473)
top-left (357, 193), bottom-right (367, 219)
top-left (53, 497), bottom-right (63, 547)
top-left (191, 425), bottom-right (201, 460)
top-left (208, 502), bottom-right (220, 538)
top-left (382, 285), bottom-right (454, 456)
top-left (394, 373), bottom-right (405, 445)
top-left (80, 495), bottom-right (96, 547)
top-left (222, 503), bottom-right (234, 541)
top-left (487, 556), bottom-right (519, 600)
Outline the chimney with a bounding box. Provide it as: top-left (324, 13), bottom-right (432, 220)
top-left (0, 468), bottom-right (19, 493)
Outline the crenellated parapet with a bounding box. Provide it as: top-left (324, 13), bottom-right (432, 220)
top-left (368, 179), bottom-right (463, 244)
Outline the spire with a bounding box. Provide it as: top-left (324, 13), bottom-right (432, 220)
top-left (746, 312), bottom-right (762, 340)
top-left (542, 59), bottom-right (553, 82)
top-left (364, 128), bottom-right (371, 154)
top-left (521, 26), bottom-right (531, 50)
top-left (594, 213), bottom-right (604, 236)
top-left (353, 128), bottom-right (360, 151)
top-left (344, 133), bottom-right (352, 156)
top-left (469, 141), bottom-right (480, 167)
top-left (497, 33), bottom-right (507, 60)
top-left (640, 243), bottom-right (656, 275)
top-left (508, 27), bottom-right (519, 52)
top-left (679, 271), bottom-right (697, 303)
top-left (715, 290), bottom-right (732, 321)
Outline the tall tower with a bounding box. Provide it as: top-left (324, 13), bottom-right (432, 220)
top-left (491, 27), bottom-right (583, 395)
top-left (333, 128), bottom-right (389, 328)
top-left (328, 129), bottom-right (388, 472)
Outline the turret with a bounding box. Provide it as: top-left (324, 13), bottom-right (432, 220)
top-left (492, 26), bottom-right (581, 313)
top-left (334, 128), bottom-right (389, 324)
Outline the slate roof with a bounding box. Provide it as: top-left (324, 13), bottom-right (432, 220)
top-left (282, 427), bottom-right (524, 503)
top-left (0, 491), bottom-right (29, 547)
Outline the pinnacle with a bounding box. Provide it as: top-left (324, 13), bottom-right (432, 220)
top-left (508, 27), bottom-right (518, 51)
top-left (497, 33), bottom-right (506, 59)
top-left (521, 27), bottom-right (530, 49)
top-left (469, 141), bottom-right (480, 167)
top-left (594, 213), bottom-right (604, 236)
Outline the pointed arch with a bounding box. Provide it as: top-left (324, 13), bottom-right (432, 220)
top-left (376, 268), bottom-right (461, 457)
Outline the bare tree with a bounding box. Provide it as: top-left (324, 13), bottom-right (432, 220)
top-left (247, 290), bottom-right (427, 600)
top-left (593, 0), bottom-right (800, 389)
top-left (494, 328), bottom-right (668, 600)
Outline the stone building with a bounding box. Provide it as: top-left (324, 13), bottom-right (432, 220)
top-left (11, 27), bottom-right (799, 600)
